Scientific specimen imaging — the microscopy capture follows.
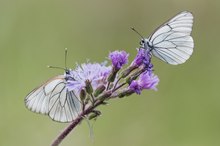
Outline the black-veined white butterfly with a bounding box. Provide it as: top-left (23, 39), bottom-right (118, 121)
top-left (25, 49), bottom-right (82, 122)
top-left (132, 11), bottom-right (194, 65)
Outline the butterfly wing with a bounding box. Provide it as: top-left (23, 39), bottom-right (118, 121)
top-left (25, 75), bottom-right (82, 122)
top-left (148, 11), bottom-right (194, 65)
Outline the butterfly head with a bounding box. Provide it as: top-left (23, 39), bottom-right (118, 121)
top-left (64, 69), bottom-right (75, 81)
top-left (65, 69), bottom-right (71, 75)
top-left (140, 39), bottom-right (151, 50)
top-left (140, 39), bottom-right (145, 46)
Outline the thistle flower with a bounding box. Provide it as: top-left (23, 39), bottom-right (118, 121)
top-left (131, 48), bottom-right (152, 69)
top-left (108, 50), bottom-right (129, 82)
top-left (129, 71), bottom-right (159, 94)
top-left (121, 48), bottom-right (152, 78)
top-left (66, 62), bottom-right (112, 95)
top-left (109, 50), bottom-right (129, 70)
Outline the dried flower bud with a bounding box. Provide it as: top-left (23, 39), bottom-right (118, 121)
top-left (94, 85), bottom-right (106, 97)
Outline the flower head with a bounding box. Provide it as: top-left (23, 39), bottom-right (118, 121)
top-left (128, 81), bottom-right (142, 94)
top-left (66, 62), bottom-right (112, 95)
top-left (109, 50), bottom-right (129, 70)
top-left (131, 48), bottom-right (152, 69)
top-left (129, 71), bottom-right (159, 94)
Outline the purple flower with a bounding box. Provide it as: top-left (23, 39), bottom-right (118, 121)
top-left (131, 48), bottom-right (152, 69)
top-left (129, 71), bottom-right (159, 94)
top-left (109, 50), bottom-right (129, 70)
top-left (66, 62), bottom-right (112, 95)
top-left (128, 81), bottom-right (142, 94)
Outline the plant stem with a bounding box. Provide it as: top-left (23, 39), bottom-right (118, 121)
top-left (113, 77), bottom-right (122, 90)
top-left (51, 116), bottom-right (83, 146)
top-left (51, 99), bottom-right (104, 146)
top-left (106, 82), bottom-right (111, 90)
top-left (112, 83), bottom-right (126, 92)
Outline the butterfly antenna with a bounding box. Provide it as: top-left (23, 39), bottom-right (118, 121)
top-left (47, 65), bottom-right (66, 70)
top-left (131, 27), bottom-right (144, 39)
top-left (48, 49), bottom-right (70, 72)
top-left (65, 48), bottom-right (68, 70)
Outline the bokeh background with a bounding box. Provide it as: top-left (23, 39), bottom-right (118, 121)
top-left (0, 0), bottom-right (219, 146)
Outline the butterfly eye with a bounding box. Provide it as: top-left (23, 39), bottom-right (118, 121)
top-left (140, 40), bottom-right (145, 45)
top-left (65, 70), bottom-right (70, 74)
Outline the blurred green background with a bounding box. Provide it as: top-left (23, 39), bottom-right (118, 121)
top-left (0, 0), bottom-right (220, 146)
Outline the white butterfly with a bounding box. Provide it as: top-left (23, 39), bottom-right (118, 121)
top-left (25, 49), bottom-right (82, 123)
top-left (133, 11), bottom-right (194, 65)
top-left (25, 70), bottom-right (82, 122)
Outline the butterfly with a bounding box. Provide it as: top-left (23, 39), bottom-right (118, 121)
top-left (24, 50), bottom-right (82, 122)
top-left (132, 11), bottom-right (194, 65)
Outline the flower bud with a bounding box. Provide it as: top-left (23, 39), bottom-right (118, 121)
top-left (107, 67), bottom-right (119, 82)
top-left (85, 80), bottom-right (93, 94)
top-left (85, 96), bottom-right (90, 104)
top-left (118, 90), bottom-right (134, 98)
top-left (80, 89), bottom-right (86, 101)
top-left (98, 91), bottom-right (112, 101)
top-left (125, 68), bottom-right (144, 84)
top-left (121, 66), bottom-right (137, 78)
top-left (94, 85), bottom-right (106, 97)
top-left (126, 74), bottom-right (139, 84)
top-left (88, 111), bottom-right (101, 120)
top-left (126, 76), bottom-right (133, 84)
